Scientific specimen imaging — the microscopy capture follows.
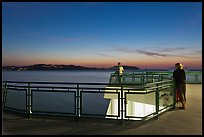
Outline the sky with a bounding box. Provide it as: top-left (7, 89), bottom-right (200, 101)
top-left (2, 2), bottom-right (202, 70)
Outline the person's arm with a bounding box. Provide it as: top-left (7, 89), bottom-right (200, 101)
top-left (115, 66), bottom-right (119, 74)
top-left (182, 70), bottom-right (186, 83)
top-left (173, 72), bottom-right (175, 81)
top-left (173, 70), bottom-right (177, 86)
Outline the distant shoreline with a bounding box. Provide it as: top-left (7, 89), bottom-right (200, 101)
top-left (2, 64), bottom-right (140, 71)
top-left (2, 69), bottom-right (202, 72)
top-left (2, 64), bottom-right (202, 71)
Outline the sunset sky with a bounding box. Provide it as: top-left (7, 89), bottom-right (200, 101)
top-left (2, 2), bottom-right (202, 70)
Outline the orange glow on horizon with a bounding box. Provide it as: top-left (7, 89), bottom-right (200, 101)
top-left (3, 55), bottom-right (202, 70)
top-left (3, 60), bottom-right (202, 70)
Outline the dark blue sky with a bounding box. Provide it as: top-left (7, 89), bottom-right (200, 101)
top-left (2, 2), bottom-right (202, 69)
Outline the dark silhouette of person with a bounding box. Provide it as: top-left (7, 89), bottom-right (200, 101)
top-left (173, 63), bottom-right (186, 109)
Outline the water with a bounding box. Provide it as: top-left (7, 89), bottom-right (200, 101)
top-left (2, 70), bottom-right (202, 83)
top-left (2, 70), bottom-right (114, 117)
top-left (2, 70), bottom-right (113, 83)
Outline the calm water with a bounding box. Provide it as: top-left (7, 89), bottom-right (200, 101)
top-left (2, 70), bottom-right (202, 83)
top-left (2, 70), bottom-right (113, 83)
top-left (2, 71), bottom-right (114, 115)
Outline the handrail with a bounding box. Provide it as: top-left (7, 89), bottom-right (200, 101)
top-left (2, 80), bottom-right (174, 122)
top-left (2, 70), bottom-right (201, 123)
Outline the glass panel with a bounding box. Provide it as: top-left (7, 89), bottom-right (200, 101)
top-left (159, 88), bottom-right (174, 109)
top-left (5, 89), bottom-right (26, 110)
top-left (32, 90), bottom-right (75, 113)
top-left (126, 92), bottom-right (156, 118)
top-left (81, 91), bottom-right (111, 116)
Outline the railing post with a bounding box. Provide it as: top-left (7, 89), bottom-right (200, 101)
top-left (155, 83), bottom-right (159, 119)
top-left (142, 74), bottom-right (145, 84)
top-left (120, 84), bottom-right (124, 125)
top-left (152, 74), bottom-right (154, 83)
top-left (146, 73), bottom-right (148, 83)
top-left (122, 75), bottom-right (125, 83)
top-left (172, 80), bottom-right (176, 109)
top-left (132, 73), bottom-right (135, 83)
top-left (2, 82), bottom-right (8, 108)
top-left (26, 82), bottom-right (32, 119)
top-left (75, 83), bottom-right (80, 121)
top-left (140, 74), bottom-right (143, 84)
top-left (195, 74), bottom-right (198, 83)
top-left (160, 74), bottom-right (163, 81)
top-left (109, 73), bottom-right (113, 84)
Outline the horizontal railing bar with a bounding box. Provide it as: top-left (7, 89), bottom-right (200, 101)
top-left (4, 81), bottom-right (110, 85)
top-left (1, 72), bottom-right (178, 123)
top-left (6, 85), bottom-right (145, 91)
top-left (6, 85), bottom-right (172, 93)
top-left (4, 81), bottom-right (146, 86)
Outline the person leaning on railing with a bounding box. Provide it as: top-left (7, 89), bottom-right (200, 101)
top-left (115, 62), bottom-right (124, 84)
top-left (173, 63), bottom-right (186, 110)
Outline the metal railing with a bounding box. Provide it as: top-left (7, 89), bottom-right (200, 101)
top-left (109, 71), bottom-right (202, 84)
top-left (2, 80), bottom-right (174, 124)
top-left (2, 71), bottom-right (201, 124)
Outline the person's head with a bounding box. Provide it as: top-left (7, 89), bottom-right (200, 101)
top-left (118, 62), bottom-right (121, 66)
top-left (175, 63), bottom-right (183, 69)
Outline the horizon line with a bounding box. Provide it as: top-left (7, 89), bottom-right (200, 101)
top-left (2, 63), bottom-right (202, 70)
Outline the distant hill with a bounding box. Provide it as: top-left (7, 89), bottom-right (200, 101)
top-left (2, 64), bottom-right (141, 71)
top-left (108, 65), bottom-right (140, 70)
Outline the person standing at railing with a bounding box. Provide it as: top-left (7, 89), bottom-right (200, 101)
top-left (116, 62), bottom-right (124, 84)
top-left (173, 63), bottom-right (186, 109)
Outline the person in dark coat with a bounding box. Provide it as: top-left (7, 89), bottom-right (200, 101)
top-left (173, 63), bottom-right (186, 109)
